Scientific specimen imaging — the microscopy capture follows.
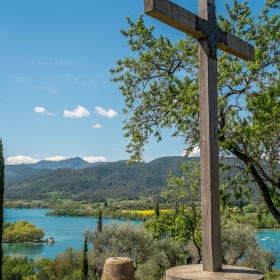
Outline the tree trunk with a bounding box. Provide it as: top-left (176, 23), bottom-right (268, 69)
top-left (229, 145), bottom-right (280, 224)
top-left (0, 139), bottom-right (5, 277)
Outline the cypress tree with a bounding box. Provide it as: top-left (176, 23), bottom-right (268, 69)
top-left (104, 199), bottom-right (108, 207)
top-left (175, 201), bottom-right (179, 215)
top-left (97, 209), bottom-right (102, 233)
top-left (155, 200), bottom-right (160, 217)
top-left (0, 139), bottom-right (4, 277)
top-left (81, 234), bottom-right (88, 280)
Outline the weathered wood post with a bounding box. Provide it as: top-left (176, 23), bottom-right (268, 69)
top-left (144, 0), bottom-right (264, 279)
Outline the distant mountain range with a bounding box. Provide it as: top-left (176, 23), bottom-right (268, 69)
top-left (4, 156), bottom-right (200, 202)
top-left (5, 157), bottom-right (107, 191)
top-left (5, 156), bottom-right (257, 203)
top-left (26, 157), bottom-right (107, 170)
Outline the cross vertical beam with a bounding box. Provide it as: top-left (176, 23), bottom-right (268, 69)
top-left (144, 0), bottom-right (254, 273)
top-left (198, 0), bottom-right (222, 272)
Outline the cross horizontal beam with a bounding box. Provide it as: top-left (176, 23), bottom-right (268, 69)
top-left (144, 0), bottom-right (254, 61)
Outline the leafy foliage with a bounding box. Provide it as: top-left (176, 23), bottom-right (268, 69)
top-left (81, 234), bottom-right (89, 280)
top-left (46, 201), bottom-right (147, 220)
top-left (3, 220), bottom-right (45, 243)
top-left (97, 209), bottom-right (102, 233)
top-left (2, 255), bottom-right (36, 280)
top-left (88, 222), bottom-right (185, 280)
top-left (222, 221), bottom-right (277, 273)
top-left (110, 1), bottom-right (280, 223)
top-left (145, 161), bottom-right (277, 271)
top-left (52, 247), bottom-right (83, 280)
top-left (146, 160), bottom-right (203, 263)
top-left (1, 210), bottom-right (278, 279)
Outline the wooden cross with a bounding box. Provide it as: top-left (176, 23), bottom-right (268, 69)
top-left (144, 0), bottom-right (254, 272)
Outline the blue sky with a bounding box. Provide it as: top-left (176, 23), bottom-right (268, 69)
top-left (0, 0), bottom-right (265, 164)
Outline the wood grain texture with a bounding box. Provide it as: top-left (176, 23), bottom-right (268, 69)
top-left (144, 0), bottom-right (254, 61)
top-left (199, 37), bottom-right (222, 272)
top-left (144, 0), bottom-right (255, 273)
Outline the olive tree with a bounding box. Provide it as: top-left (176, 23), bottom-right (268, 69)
top-left (222, 221), bottom-right (277, 273)
top-left (88, 222), bottom-right (185, 280)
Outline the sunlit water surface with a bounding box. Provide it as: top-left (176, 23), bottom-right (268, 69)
top-left (3, 208), bottom-right (141, 260)
top-left (4, 208), bottom-right (280, 268)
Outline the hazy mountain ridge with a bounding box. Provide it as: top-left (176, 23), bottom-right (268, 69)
top-left (4, 156), bottom-right (252, 203)
top-left (26, 157), bottom-right (107, 170)
top-left (5, 165), bottom-right (53, 185)
top-left (5, 157), bottom-right (108, 186)
top-left (5, 156), bottom-right (196, 202)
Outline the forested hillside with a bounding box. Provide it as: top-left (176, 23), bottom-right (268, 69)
top-left (5, 157), bottom-right (199, 202)
top-left (5, 165), bottom-right (52, 185)
top-left (5, 157), bottom-right (107, 187)
top-left (5, 156), bottom-right (259, 203)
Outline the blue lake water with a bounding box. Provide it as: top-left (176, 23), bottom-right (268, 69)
top-left (3, 208), bottom-right (141, 260)
top-left (3, 208), bottom-right (280, 268)
top-left (256, 230), bottom-right (280, 268)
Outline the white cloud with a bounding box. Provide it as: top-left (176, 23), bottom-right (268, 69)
top-left (34, 107), bottom-right (56, 115)
top-left (182, 147), bottom-right (201, 157)
top-left (6, 156), bottom-right (39, 165)
top-left (95, 106), bottom-right (118, 118)
top-left (83, 156), bottom-right (108, 163)
top-left (45, 156), bottom-right (67, 161)
top-left (189, 147), bottom-right (200, 157)
top-left (92, 124), bottom-right (102, 129)
top-left (34, 107), bottom-right (46, 114)
top-left (64, 106), bottom-right (90, 118)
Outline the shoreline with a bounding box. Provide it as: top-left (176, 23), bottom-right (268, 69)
top-left (256, 229), bottom-right (280, 231)
top-left (3, 240), bottom-right (56, 244)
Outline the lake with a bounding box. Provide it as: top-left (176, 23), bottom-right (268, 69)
top-left (3, 208), bottom-right (280, 268)
top-left (256, 230), bottom-right (280, 268)
top-left (3, 208), bottom-right (141, 260)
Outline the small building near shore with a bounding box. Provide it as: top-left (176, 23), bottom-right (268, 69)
top-left (46, 237), bottom-right (54, 243)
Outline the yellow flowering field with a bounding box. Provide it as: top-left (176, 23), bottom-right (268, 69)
top-left (122, 209), bottom-right (170, 215)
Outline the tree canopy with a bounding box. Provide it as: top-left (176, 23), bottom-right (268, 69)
top-left (3, 220), bottom-right (45, 243)
top-left (110, 0), bottom-right (280, 223)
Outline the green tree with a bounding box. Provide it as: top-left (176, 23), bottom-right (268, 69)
top-left (146, 160), bottom-right (202, 263)
top-left (3, 220), bottom-right (45, 243)
top-left (146, 160), bottom-right (277, 268)
top-left (34, 257), bottom-right (56, 280)
top-left (97, 209), bottom-right (102, 233)
top-left (53, 247), bottom-right (82, 279)
top-left (222, 221), bottom-right (277, 273)
top-left (0, 139), bottom-right (4, 276)
top-left (155, 200), bottom-right (160, 217)
top-left (164, 160), bottom-right (202, 261)
top-left (81, 234), bottom-right (89, 280)
top-left (88, 222), bottom-right (185, 279)
top-left (2, 255), bottom-right (36, 280)
top-left (110, 1), bottom-right (280, 223)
